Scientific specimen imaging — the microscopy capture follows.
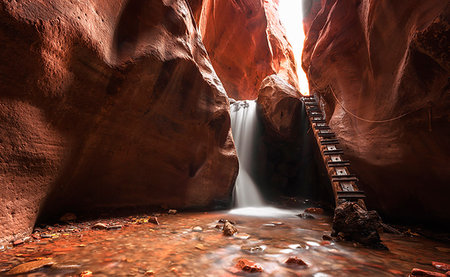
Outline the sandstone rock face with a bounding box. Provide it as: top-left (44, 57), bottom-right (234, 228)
top-left (257, 75), bottom-right (303, 140)
top-left (0, 0), bottom-right (238, 244)
top-left (303, 0), bottom-right (450, 223)
top-left (191, 0), bottom-right (299, 100)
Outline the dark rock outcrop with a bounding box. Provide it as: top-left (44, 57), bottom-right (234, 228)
top-left (0, 0), bottom-right (238, 244)
top-left (332, 202), bottom-right (385, 249)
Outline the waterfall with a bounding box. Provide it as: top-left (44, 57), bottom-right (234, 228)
top-left (230, 100), bottom-right (265, 207)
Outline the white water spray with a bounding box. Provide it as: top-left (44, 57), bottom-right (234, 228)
top-left (230, 100), bottom-right (265, 207)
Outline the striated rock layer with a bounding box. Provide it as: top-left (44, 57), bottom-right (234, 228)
top-left (0, 0), bottom-right (238, 244)
top-left (191, 0), bottom-right (299, 100)
top-left (303, 0), bottom-right (450, 223)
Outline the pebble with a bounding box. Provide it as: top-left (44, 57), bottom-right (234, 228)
top-left (284, 256), bottom-right (308, 267)
top-left (236, 258), bottom-right (263, 273)
top-left (107, 225), bottom-right (123, 230)
top-left (7, 258), bottom-right (54, 275)
top-left (192, 226), bottom-right (203, 232)
top-left (92, 223), bottom-right (108, 230)
top-left (410, 268), bottom-right (447, 277)
top-left (168, 209), bottom-right (177, 215)
top-left (297, 213), bottom-right (315, 219)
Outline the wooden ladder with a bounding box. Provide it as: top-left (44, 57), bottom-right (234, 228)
top-left (303, 95), bottom-right (366, 207)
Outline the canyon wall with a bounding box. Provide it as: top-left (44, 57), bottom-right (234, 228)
top-left (0, 0), bottom-right (238, 244)
top-left (191, 0), bottom-right (300, 99)
top-left (303, 0), bottom-right (450, 223)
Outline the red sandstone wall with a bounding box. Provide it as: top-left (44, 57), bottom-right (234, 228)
top-left (191, 0), bottom-right (299, 100)
top-left (0, 0), bottom-right (238, 244)
top-left (303, 0), bottom-right (450, 223)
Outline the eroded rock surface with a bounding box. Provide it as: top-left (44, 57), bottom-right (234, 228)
top-left (191, 0), bottom-right (299, 99)
top-left (302, 0), bottom-right (450, 223)
top-left (257, 75), bottom-right (303, 140)
top-left (0, 0), bottom-right (238, 244)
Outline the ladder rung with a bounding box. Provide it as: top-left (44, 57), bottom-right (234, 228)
top-left (318, 133), bottom-right (335, 138)
top-left (332, 176), bottom-right (359, 182)
top-left (320, 139), bottom-right (339, 145)
top-left (323, 149), bottom-right (344, 155)
top-left (315, 125), bottom-right (331, 130)
top-left (328, 161), bottom-right (351, 167)
top-left (337, 191), bottom-right (366, 200)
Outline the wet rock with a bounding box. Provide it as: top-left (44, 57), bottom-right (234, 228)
top-left (234, 233), bottom-right (250, 240)
top-left (60, 213), bottom-right (77, 222)
top-left (92, 223), bottom-right (108, 230)
top-left (12, 239), bottom-right (24, 246)
top-left (218, 219), bottom-right (236, 225)
top-left (241, 245), bottom-right (265, 254)
top-left (7, 258), bottom-right (54, 275)
top-left (144, 270), bottom-right (155, 275)
top-left (433, 262), bottom-right (450, 272)
top-left (332, 202), bottom-right (386, 249)
top-left (215, 224), bottom-right (223, 230)
top-left (80, 270), bottom-right (93, 276)
top-left (410, 268), bottom-right (447, 277)
top-left (223, 221), bottom-right (237, 236)
top-left (305, 208), bottom-right (325, 215)
top-left (168, 209), bottom-right (177, 215)
top-left (236, 258), bottom-right (263, 273)
top-left (297, 213), bottom-right (315, 219)
top-left (106, 225), bottom-right (122, 230)
top-left (284, 256), bottom-right (308, 267)
top-left (149, 217), bottom-right (159, 225)
top-left (322, 234), bottom-right (333, 241)
top-left (192, 226), bottom-right (203, 232)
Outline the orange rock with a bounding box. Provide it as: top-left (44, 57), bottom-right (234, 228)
top-left (304, 208), bottom-right (325, 215)
top-left (284, 256), bottom-right (308, 267)
top-left (410, 268), bottom-right (446, 277)
top-left (236, 259), bottom-right (263, 273)
top-left (7, 259), bottom-right (54, 275)
top-left (80, 270), bottom-right (93, 277)
top-left (433, 262), bottom-right (450, 272)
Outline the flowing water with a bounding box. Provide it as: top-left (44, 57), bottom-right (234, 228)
top-left (230, 100), bottom-right (265, 207)
top-left (1, 212), bottom-right (449, 276)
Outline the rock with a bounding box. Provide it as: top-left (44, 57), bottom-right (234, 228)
top-left (241, 245), bottom-right (264, 254)
top-left (168, 210), bottom-right (177, 215)
top-left (297, 213), bottom-right (315, 219)
top-left (257, 75), bottom-right (303, 139)
top-left (284, 256), bottom-right (308, 267)
top-left (148, 217), bottom-right (159, 225)
top-left (80, 270), bottom-right (93, 277)
top-left (223, 221), bottom-right (237, 236)
top-left (322, 234), bottom-right (333, 241)
top-left (236, 259), bottom-right (263, 273)
top-left (59, 213), bottom-right (77, 222)
top-left (106, 225), bottom-right (122, 230)
top-left (303, 0), bottom-right (450, 224)
top-left (0, 0), bottom-right (238, 244)
top-left (92, 223), bottom-right (108, 230)
top-left (332, 202), bottom-right (386, 249)
top-left (218, 219), bottom-right (236, 225)
top-left (144, 270), bottom-right (155, 276)
top-left (433, 262), bottom-right (450, 272)
top-left (410, 268), bottom-right (447, 277)
top-left (12, 239), bottom-right (24, 246)
top-left (192, 226), bottom-right (203, 232)
top-left (192, 0), bottom-right (299, 99)
top-left (7, 259), bottom-right (54, 275)
top-left (305, 208), bottom-right (325, 215)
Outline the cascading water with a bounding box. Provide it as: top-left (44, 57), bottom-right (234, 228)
top-left (230, 100), bottom-right (265, 207)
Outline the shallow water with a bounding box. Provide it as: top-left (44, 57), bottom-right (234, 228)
top-left (0, 211), bottom-right (449, 276)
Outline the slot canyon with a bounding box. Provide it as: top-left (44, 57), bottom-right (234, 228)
top-left (0, 0), bottom-right (448, 276)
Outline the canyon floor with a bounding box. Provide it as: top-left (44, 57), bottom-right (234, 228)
top-left (0, 208), bottom-right (449, 276)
